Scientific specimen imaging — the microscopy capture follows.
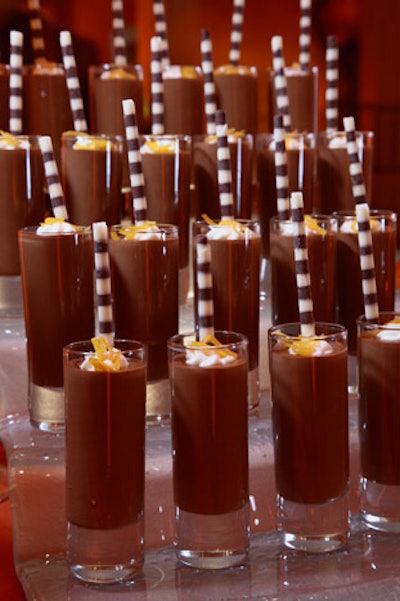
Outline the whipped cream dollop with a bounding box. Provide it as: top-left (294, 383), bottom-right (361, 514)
top-left (114, 222), bottom-right (163, 241)
top-left (36, 218), bottom-right (77, 235)
top-left (80, 337), bottom-right (129, 372)
top-left (339, 219), bottom-right (381, 234)
top-left (376, 319), bottom-right (400, 342)
top-left (288, 339), bottom-right (334, 356)
top-left (277, 215), bottom-right (328, 236)
top-left (206, 219), bottom-right (257, 241)
top-left (0, 132), bottom-right (30, 150)
top-left (185, 348), bottom-right (236, 367)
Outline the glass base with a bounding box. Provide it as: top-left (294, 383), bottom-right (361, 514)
top-left (175, 502), bottom-right (250, 569)
top-left (29, 384), bottom-right (64, 433)
top-left (278, 492), bottom-right (350, 553)
top-left (361, 478), bottom-right (400, 532)
top-left (0, 274), bottom-right (23, 318)
top-left (146, 378), bottom-right (171, 423)
top-left (68, 520), bottom-right (144, 584)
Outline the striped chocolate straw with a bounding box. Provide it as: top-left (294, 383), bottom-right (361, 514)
top-left (200, 29), bottom-right (217, 136)
top-left (122, 98), bottom-right (148, 224)
top-left (196, 235), bottom-right (215, 340)
top-left (343, 115), bottom-right (366, 204)
top-left (9, 30), bottom-right (23, 135)
top-left (299, 0), bottom-right (312, 72)
top-left (27, 0), bottom-right (46, 63)
top-left (92, 221), bottom-right (115, 346)
top-left (290, 191), bottom-right (316, 337)
top-left (355, 202), bottom-right (379, 321)
top-left (152, 0), bottom-right (170, 67)
top-left (273, 114), bottom-right (290, 220)
top-left (38, 136), bottom-right (69, 220)
top-left (215, 109), bottom-right (235, 221)
top-left (111, 0), bottom-right (128, 66)
top-left (229, 0), bottom-right (245, 66)
top-left (271, 36), bottom-right (292, 132)
top-left (60, 31), bottom-right (88, 133)
top-left (325, 35), bottom-right (339, 133)
top-left (150, 35), bottom-right (165, 135)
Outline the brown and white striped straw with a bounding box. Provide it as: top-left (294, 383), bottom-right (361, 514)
top-left (111, 0), bottom-right (128, 66)
top-left (9, 30), bottom-right (23, 135)
top-left (92, 221), bottom-right (114, 347)
top-left (122, 98), bottom-right (148, 224)
top-left (196, 234), bottom-right (215, 341)
top-left (152, 0), bottom-right (170, 67)
top-left (229, 0), bottom-right (245, 66)
top-left (215, 109), bottom-right (235, 221)
top-left (200, 29), bottom-right (217, 136)
top-left (325, 35), bottom-right (339, 133)
top-left (273, 114), bottom-right (290, 220)
top-left (271, 36), bottom-right (292, 132)
top-left (299, 0), bottom-right (312, 72)
top-left (38, 136), bottom-right (69, 221)
top-left (343, 115), bottom-right (367, 204)
top-left (355, 202), bottom-right (379, 321)
top-left (150, 35), bottom-right (165, 135)
top-left (60, 31), bottom-right (88, 133)
top-left (27, 0), bottom-right (46, 63)
top-left (290, 191), bottom-right (316, 337)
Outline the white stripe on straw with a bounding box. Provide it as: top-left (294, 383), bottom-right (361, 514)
top-left (122, 98), bottom-right (148, 224)
top-left (150, 36), bottom-right (165, 135)
top-left (273, 114), bottom-right (290, 220)
top-left (111, 0), bottom-right (128, 66)
top-left (92, 221), bottom-right (114, 346)
top-left (196, 235), bottom-right (215, 341)
top-left (215, 109), bottom-right (235, 221)
top-left (27, 0), bottom-right (46, 62)
top-left (60, 31), bottom-right (88, 133)
top-left (355, 202), bottom-right (379, 321)
top-left (9, 30), bottom-right (23, 135)
top-left (299, 0), bottom-right (312, 72)
top-left (229, 0), bottom-right (245, 66)
top-left (152, 0), bottom-right (170, 67)
top-left (290, 191), bottom-right (315, 337)
top-left (271, 36), bottom-right (292, 132)
top-left (200, 29), bottom-right (217, 136)
top-left (38, 136), bottom-right (69, 221)
top-left (325, 35), bottom-right (339, 133)
top-left (343, 115), bottom-right (367, 204)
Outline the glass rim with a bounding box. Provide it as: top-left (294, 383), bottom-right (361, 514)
top-left (64, 338), bottom-right (145, 354)
top-left (168, 330), bottom-right (248, 351)
top-left (357, 312), bottom-right (400, 328)
top-left (268, 322), bottom-right (347, 339)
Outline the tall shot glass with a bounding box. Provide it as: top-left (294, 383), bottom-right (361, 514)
top-left (168, 331), bottom-right (249, 569)
top-left (64, 339), bottom-right (146, 584)
top-left (358, 313), bottom-right (400, 532)
top-left (268, 322), bottom-right (349, 552)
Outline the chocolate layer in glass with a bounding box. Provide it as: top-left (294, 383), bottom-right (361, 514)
top-left (214, 65), bottom-right (258, 136)
top-left (358, 314), bottom-right (400, 487)
top-left (65, 340), bottom-right (146, 530)
top-left (61, 132), bottom-right (123, 226)
top-left (255, 132), bottom-right (315, 258)
top-left (19, 227), bottom-right (95, 424)
top-left (335, 210), bottom-right (397, 354)
top-left (267, 66), bottom-right (318, 133)
top-left (316, 130), bottom-right (374, 214)
top-left (270, 215), bottom-right (337, 325)
top-left (140, 135), bottom-right (191, 273)
top-left (109, 225), bottom-right (179, 384)
top-left (193, 132), bottom-right (253, 220)
top-left (269, 323), bottom-right (348, 505)
top-left (0, 135), bottom-right (45, 276)
top-left (169, 332), bottom-right (248, 515)
top-left (23, 62), bottom-right (73, 166)
top-left (162, 65), bottom-right (204, 135)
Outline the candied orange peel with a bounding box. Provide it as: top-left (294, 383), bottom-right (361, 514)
top-left (101, 67), bottom-right (137, 80)
top-left (305, 215), bottom-right (327, 236)
top-left (0, 130), bottom-right (20, 146)
top-left (189, 334), bottom-right (238, 359)
top-left (201, 214), bottom-right (247, 234)
top-left (143, 139), bottom-right (175, 153)
top-left (63, 131), bottom-right (110, 151)
top-left (39, 217), bottom-right (78, 229)
top-left (111, 222), bottom-right (158, 240)
top-left (87, 336), bottom-right (123, 371)
top-left (275, 330), bottom-right (325, 356)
